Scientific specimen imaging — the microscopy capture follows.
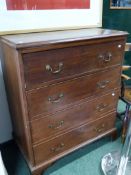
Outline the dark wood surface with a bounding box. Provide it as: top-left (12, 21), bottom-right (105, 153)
top-left (0, 28), bottom-right (127, 175)
top-left (23, 39), bottom-right (124, 89)
top-left (30, 90), bottom-right (119, 144)
top-left (27, 67), bottom-right (121, 119)
top-left (1, 28), bottom-right (128, 49)
top-left (33, 113), bottom-right (116, 165)
top-left (1, 43), bottom-right (35, 165)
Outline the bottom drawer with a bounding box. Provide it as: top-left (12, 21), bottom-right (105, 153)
top-left (33, 112), bottom-right (116, 165)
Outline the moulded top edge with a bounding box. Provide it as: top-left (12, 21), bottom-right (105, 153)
top-left (0, 28), bottom-right (128, 49)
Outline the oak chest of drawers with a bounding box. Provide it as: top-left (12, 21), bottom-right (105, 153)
top-left (1, 28), bottom-right (127, 175)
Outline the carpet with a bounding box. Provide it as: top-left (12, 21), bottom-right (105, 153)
top-left (44, 137), bottom-right (122, 175)
top-left (1, 135), bottom-right (123, 175)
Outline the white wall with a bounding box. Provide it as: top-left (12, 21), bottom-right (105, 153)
top-left (0, 46), bottom-right (12, 143)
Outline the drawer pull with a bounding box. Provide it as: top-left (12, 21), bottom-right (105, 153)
top-left (48, 120), bottom-right (64, 129)
top-left (94, 124), bottom-right (105, 133)
top-left (104, 53), bottom-right (112, 62)
top-left (99, 52), bottom-right (112, 63)
top-left (48, 93), bottom-right (64, 103)
top-left (50, 143), bottom-right (65, 153)
top-left (96, 104), bottom-right (108, 112)
top-left (45, 62), bottom-right (63, 74)
top-left (97, 80), bottom-right (110, 89)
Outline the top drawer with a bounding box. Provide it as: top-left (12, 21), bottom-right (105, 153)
top-left (23, 40), bottom-right (125, 90)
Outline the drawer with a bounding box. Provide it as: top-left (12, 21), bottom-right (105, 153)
top-left (33, 112), bottom-right (116, 165)
top-left (23, 40), bottom-right (125, 89)
top-left (30, 90), bottom-right (119, 144)
top-left (27, 67), bottom-right (121, 119)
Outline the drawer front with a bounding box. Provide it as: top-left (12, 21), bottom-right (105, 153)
top-left (23, 40), bottom-right (125, 89)
top-left (27, 67), bottom-right (121, 119)
top-left (30, 90), bottom-right (119, 144)
top-left (33, 113), bottom-right (116, 165)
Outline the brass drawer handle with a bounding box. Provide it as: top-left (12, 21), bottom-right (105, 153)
top-left (48, 93), bottom-right (64, 103)
top-left (45, 62), bottom-right (63, 74)
top-left (96, 103), bottom-right (108, 112)
top-left (48, 120), bottom-right (64, 129)
top-left (50, 143), bottom-right (65, 153)
top-left (104, 52), bottom-right (112, 62)
top-left (94, 124), bottom-right (105, 133)
top-left (99, 52), bottom-right (112, 63)
top-left (97, 80), bottom-right (110, 89)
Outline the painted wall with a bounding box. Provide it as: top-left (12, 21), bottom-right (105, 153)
top-left (103, 0), bottom-right (131, 42)
top-left (1, 0), bottom-right (131, 143)
top-left (103, 0), bottom-right (131, 68)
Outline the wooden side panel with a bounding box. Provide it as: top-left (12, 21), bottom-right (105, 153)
top-left (1, 42), bottom-right (34, 165)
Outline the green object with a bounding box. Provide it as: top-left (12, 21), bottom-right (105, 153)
top-left (117, 100), bottom-right (127, 113)
top-left (1, 137), bottom-right (122, 175)
top-left (103, 0), bottom-right (131, 85)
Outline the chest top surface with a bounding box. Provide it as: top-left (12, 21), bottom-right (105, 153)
top-left (0, 28), bottom-right (128, 50)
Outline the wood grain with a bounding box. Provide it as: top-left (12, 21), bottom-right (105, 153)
top-left (30, 90), bottom-right (119, 144)
top-left (1, 43), bottom-right (34, 165)
top-left (33, 113), bottom-right (116, 165)
top-left (27, 67), bottom-right (121, 119)
top-left (23, 39), bottom-right (124, 89)
top-left (0, 28), bottom-right (127, 175)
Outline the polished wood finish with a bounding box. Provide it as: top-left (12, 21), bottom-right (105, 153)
top-left (27, 67), bottom-right (121, 119)
top-left (1, 28), bottom-right (127, 50)
top-left (31, 90), bottom-right (119, 144)
top-left (23, 39), bottom-right (124, 89)
top-left (0, 28), bottom-right (127, 175)
top-left (33, 113), bottom-right (116, 165)
top-left (0, 43), bottom-right (34, 165)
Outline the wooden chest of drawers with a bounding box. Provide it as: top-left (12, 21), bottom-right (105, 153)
top-left (1, 28), bottom-right (127, 175)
